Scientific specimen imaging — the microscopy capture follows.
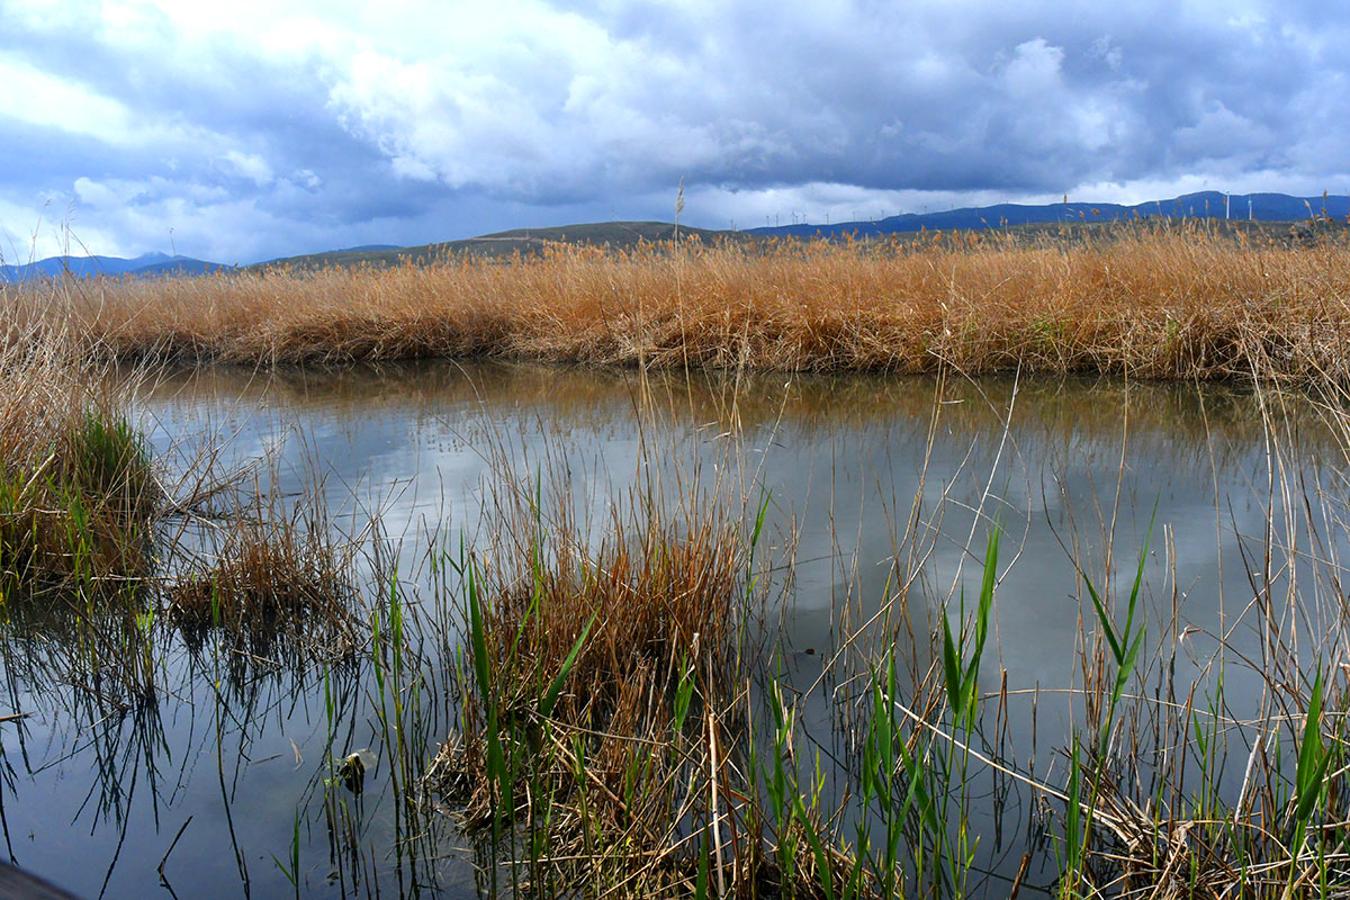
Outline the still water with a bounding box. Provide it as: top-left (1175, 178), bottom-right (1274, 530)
top-left (1, 362), bottom-right (1342, 897)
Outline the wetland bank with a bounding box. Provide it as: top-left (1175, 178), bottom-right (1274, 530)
top-left (1, 231), bottom-right (1349, 898)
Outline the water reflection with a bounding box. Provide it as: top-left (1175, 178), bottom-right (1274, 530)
top-left (135, 362), bottom-right (1338, 692)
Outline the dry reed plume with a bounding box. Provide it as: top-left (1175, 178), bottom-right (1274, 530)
top-left (10, 224), bottom-right (1350, 384)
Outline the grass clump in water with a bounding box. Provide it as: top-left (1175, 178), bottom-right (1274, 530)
top-left (0, 338), bottom-right (160, 606)
top-left (166, 493), bottom-right (362, 669)
top-left (427, 471), bottom-right (787, 896)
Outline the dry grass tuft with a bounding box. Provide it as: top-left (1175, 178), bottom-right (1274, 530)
top-left (425, 459), bottom-right (792, 895)
top-left (166, 494), bottom-right (361, 666)
top-left (479, 517), bottom-right (741, 725)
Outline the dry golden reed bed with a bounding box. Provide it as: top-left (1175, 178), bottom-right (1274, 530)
top-left (13, 225), bottom-right (1350, 382)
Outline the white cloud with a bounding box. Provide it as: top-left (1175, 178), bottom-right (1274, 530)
top-left (0, 55), bottom-right (135, 143)
top-left (222, 150), bottom-right (274, 186)
top-left (1, 0), bottom-right (1350, 259)
top-left (1002, 38), bottom-right (1066, 96)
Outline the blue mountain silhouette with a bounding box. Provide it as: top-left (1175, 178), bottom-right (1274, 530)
top-left (748, 191), bottom-right (1350, 237)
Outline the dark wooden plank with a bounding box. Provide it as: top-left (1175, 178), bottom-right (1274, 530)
top-left (0, 863), bottom-right (79, 900)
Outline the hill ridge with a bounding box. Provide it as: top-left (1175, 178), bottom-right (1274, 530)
top-left (5, 191), bottom-right (1346, 279)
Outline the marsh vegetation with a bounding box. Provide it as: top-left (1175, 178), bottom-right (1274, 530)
top-left (6, 224), bottom-right (1350, 385)
top-left (0, 230), bottom-right (1347, 897)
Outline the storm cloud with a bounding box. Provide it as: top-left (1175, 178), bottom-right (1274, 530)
top-left (2, 0), bottom-right (1348, 261)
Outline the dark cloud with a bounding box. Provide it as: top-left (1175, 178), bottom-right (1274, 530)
top-left (1, 0), bottom-right (1348, 261)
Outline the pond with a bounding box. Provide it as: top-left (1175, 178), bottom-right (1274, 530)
top-left (2, 362), bottom-right (1343, 897)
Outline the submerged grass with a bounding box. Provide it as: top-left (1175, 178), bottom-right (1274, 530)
top-left (8, 222), bottom-right (1350, 383)
top-left (0, 312), bottom-right (369, 695)
top-left (413, 362), bottom-right (1350, 898)
top-left (423, 453), bottom-right (1027, 897)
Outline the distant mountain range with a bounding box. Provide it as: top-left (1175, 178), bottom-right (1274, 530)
top-left (0, 251), bottom-right (230, 282)
top-left (251, 223), bottom-right (725, 270)
top-left (4, 192), bottom-right (1345, 280)
top-left (749, 191), bottom-right (1350, 238)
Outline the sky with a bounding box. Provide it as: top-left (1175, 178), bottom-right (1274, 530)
top-left (2, 0), bottom-right (1349, 264)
